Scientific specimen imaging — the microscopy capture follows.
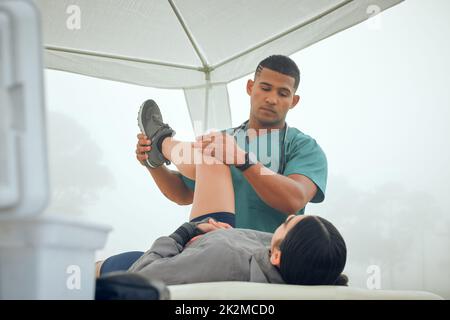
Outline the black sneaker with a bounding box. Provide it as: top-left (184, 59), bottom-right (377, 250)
top-left (95, 272), bottom-right (170, 300)
top-left (137, 99), bottom-right (175, 168)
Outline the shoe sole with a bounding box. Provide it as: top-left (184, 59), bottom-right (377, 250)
top-left (137, 100), bottom-right (175, 168)
top-left (137, 100), bottom-right (158, 168)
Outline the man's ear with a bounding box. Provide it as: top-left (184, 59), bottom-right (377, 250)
top-left (290, 95), bottom-right (300, 110)
top-left (246, 79), bottom-right (254, 96)
top-left (270, 248), bottom-right (282, 267)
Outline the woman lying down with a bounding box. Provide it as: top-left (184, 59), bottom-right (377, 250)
top-left (126, 213), bottom-right (346, 284)
top-left (95, 151), bottom-right (347, 299)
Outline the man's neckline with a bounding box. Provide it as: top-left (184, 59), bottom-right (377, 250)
top-left (245, 123), bottom-right (287, 142)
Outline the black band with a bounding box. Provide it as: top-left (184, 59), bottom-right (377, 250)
top-left (169, 222), bottom-right (201, 246)
top-left (169, 218), bottom-right (210, 246)
top-left (235, 152), bottom-right (256, 172)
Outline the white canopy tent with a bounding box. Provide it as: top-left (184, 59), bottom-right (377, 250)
top-left (36, 0), bottom-right (403, 134)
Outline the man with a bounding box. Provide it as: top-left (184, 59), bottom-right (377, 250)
top-left (136, 54), bottom-right (327, 232)
top-left (98, 132), bottom-right (345, 296)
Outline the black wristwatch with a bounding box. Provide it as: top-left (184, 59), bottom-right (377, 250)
top-left (235, 151), bottom-right (257, 172)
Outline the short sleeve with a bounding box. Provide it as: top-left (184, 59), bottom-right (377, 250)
top-left (283, 135), bottom-right (328, 203)
top-left (179, 172), bottom-right (195, 191)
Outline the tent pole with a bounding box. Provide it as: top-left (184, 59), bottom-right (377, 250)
top-left (168, 0), bottom-right (209, 70)
top-left (45, 46), bottom-right (201, 71)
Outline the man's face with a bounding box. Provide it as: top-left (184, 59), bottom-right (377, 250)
top-left (247, 67), bottom-right (300, 128)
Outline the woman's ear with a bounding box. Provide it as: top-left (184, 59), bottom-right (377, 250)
top-left (270, 248), bottom-right (282, 267)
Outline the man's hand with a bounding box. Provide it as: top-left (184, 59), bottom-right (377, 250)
top-left (136, 133), bottom-right (152, 166)
top-left (194, 132), bottom-right (246, 165)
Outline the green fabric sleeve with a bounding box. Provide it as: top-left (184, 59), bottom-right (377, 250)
top-left (283, 135), bottom-right (327, 203)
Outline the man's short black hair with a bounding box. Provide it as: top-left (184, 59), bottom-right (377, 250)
top-left (255, 55), bottom-right (301, 91)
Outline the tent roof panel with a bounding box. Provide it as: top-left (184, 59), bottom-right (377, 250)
top-left (36, 0), bottom-right (203, 67)
top-left (174, 0), bottom-right (346, 66)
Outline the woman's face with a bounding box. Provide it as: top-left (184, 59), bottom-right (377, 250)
top-left (270, 214), bottom-right (305, 250)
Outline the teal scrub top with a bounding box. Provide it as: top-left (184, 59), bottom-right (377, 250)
top-left (180, 125), bottom-right (327, 233)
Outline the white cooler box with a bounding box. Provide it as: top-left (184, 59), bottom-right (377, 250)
top-left (0, 215), bottom-right (110, 299)
top-left (0, 0), bottom-right (111, 299)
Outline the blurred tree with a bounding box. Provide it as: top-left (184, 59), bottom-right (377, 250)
top-left (45, 112), bottom-right (115, 215)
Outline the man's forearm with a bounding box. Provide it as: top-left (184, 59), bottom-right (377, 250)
top-left (242, 163), bottom-right (306, 215)
top-left (146, 166), bottom-right (193, 205)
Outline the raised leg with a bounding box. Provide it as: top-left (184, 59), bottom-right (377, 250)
top-left (160, 137), bottom-right (235, 220)
top-left (189, 151), bottom-right (235, 220)
top-left (161, 137), bottom-right (198, 180)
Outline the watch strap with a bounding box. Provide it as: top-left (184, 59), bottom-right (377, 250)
top-left (235, 152), bottom-right (256, 172)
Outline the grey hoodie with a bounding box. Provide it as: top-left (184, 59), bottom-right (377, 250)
top-left (128, 228), bottom-right (285, 285)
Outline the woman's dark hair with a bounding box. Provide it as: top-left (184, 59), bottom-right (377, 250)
top-left (278, 216), bottom-right (348, 286)
top-left (255, 55), bottom-right (300, 90)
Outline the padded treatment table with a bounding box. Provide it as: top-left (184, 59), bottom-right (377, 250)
top-left (168, 282), bottom-right (444, 300)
